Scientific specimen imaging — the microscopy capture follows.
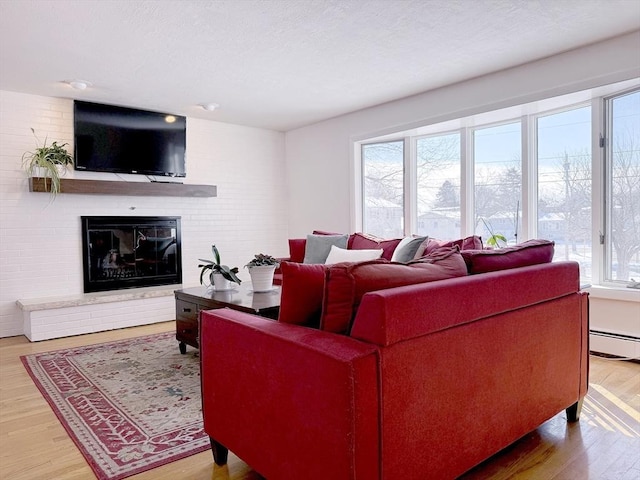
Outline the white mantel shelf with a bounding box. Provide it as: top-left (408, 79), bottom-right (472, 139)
top-left (29, 177), bottom-right (217, 197)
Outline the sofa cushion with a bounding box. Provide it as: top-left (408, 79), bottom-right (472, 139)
top-left (350, 232), bottom-right (403, 260)
top-left (303, 234), bottom-right (349, 264)
top-left (391, 236), bottom-right (428, 262)
top-left (418, 235), bottom-right (483, 257)
top-left (460, 239), bottom-right (555, 274)
top-left (320, 248), bottom-right (468, 334)
top-left (324, 245), bottom-right (383, 265)
top-left (278, 261), bottom-right (327, 328)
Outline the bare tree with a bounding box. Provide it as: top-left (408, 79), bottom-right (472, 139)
top-left (548, 150), bottom-right (592, 259)
top-left (416, 134), bottom-right (460, 213)
top-left (610, 133), bottom-right (640, 280)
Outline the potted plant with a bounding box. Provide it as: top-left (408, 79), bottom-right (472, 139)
top-left (245, 253), bottom-right (280, 292)
top-left (198, 245), bottom-right (242, 291)
top-left (22, 128), bottom-right (73, 197)
top-left (480, 218), bottom-right (507, 249)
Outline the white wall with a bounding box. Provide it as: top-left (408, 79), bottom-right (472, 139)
top-left (0, 91), bottom-right (289, 338)
top-left (284, 31), bottom-right (640, 356)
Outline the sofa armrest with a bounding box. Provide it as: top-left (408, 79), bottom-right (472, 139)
top-left (199, 308), bottom-right (380, 479)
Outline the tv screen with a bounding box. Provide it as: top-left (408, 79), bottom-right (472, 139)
top-left (74, 101), bottom-right (186, 177)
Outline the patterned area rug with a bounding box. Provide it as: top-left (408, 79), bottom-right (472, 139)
top-left (21, 332), bottom-right (209, 480)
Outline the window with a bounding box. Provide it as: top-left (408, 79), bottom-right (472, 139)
top-left (357, 80), bottom-right (640, 288)
top-left (473, 122), bottom-right (521, 244)
top-left (536, 106), bottom-right (592, 279)
top-left (416, 133), bottom-right (460, 238)
top-left (362, 141), bottom-right (404, 238)
top-left (604, 89), bottom-right (640, 284)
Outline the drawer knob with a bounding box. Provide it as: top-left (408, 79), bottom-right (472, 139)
top-left (182, 307), bottom-right (192, 313)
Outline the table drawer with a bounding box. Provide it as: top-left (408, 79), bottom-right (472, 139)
top-left (176, 299), bottom-right (198, 322)
top-left (176, 320), bottom-right (198, 345)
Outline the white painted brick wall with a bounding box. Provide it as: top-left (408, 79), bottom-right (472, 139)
top-left (0, 91), bottom-right (289, 339)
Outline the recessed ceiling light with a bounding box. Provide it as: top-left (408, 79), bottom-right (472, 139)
top-left (200, 103), bottom-right (220, 112)
top-left (65, 79), bottom-right (92, 90)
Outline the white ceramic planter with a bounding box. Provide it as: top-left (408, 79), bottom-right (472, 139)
top-left (248, 265), bottom-right (276, 292)
top-left (212, 273), bottom-right (233, 291)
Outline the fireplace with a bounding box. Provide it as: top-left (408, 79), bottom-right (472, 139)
top-left (81, 216), bottom-right (182, 293)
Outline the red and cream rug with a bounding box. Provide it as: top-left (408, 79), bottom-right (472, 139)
top-left (21, 332), bottom-right (209, 480)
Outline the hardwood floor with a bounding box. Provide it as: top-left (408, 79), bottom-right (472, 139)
top-left (0, 322), bottom-right (638, 479)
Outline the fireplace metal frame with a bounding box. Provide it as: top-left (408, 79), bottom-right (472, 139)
top-left (81, 216), bottom-right (182, 293)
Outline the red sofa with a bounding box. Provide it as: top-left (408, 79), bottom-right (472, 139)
top-left (199, 241), bottom-right (589, 478)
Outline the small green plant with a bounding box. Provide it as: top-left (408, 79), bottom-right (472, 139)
top-left (245, 253), bottom-right (279, 268)
top-left (22, 128), bottom-right (73, 197)
top-left (480, 218), bottom-right (507, 248)
top-left (198, 245), bottom-right (242, 285)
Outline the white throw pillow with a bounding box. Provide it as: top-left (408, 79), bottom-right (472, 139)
top-left (324, 245), bottom-right (383, 265)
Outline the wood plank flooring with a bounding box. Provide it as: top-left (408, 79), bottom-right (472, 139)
top-left (0, 322), bottom-right (638, 479)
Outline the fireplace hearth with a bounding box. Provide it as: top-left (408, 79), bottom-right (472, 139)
top-left (81, 216), bottom-right (182, 293)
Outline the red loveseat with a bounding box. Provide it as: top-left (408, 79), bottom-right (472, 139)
top-left (199, 241), bottom-right (589, 479)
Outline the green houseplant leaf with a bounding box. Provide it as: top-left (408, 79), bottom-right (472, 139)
top-left (199, 245), bottom-right (242, 285)
top-left (22, 128), bottom-right (73, 197)
top-left (245, 253), bottom-right (279, 268)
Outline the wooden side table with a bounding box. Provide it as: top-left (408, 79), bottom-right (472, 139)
top-left (174, 284), bottom-right (280, 354)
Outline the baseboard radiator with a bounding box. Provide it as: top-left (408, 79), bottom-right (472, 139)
top-left (590, 329), bottom-right (640, 360)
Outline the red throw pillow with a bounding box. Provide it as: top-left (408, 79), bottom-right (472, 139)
top-left (288, 239), bottom-right (307, 263)
top-left (419, 235), bottom-right (483, 257)
top-left (460, 239), bottom-right (555, 274)
top-left (350, 232), bottom-right (403, 260)
top-left (278, 262), bottom-right (327, 328)
top-left (312, 230), bottom-right (344, 236)
top-left (320, 248), bottom-right (468, 334)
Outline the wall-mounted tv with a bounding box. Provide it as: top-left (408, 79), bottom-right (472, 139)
top-left (74, 101), bottom-right (186, 177)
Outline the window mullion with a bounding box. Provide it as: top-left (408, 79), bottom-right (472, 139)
top-left (405, 137), bottom-right (416, 235)
top-left (460, 128), bottom-right (473, 236)
top-left (591, 98), bottom-right (605, 284)
top-left (521, 115), bottom-right (535, 242)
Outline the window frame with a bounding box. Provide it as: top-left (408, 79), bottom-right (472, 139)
top-left (356, 82), bottom-right (640, 289)
top-left (601, 87), bottom-right (640, 287)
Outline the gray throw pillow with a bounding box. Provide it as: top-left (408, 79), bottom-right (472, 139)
top-left (394, 236), bottom-right (428, 262)
top-left (303, 234), bottom-right (348, 264)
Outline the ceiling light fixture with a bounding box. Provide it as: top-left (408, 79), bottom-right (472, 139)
top-left (66, 79), bottom-right (92, 90)
top-left (200, 103), bottom-right (219, 112)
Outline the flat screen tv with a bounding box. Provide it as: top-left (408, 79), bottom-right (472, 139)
top-left (74, 101), bottom-right (186, 177)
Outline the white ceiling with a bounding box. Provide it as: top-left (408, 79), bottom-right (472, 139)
top-left (1, 0), bottom-right (639, 132)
